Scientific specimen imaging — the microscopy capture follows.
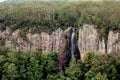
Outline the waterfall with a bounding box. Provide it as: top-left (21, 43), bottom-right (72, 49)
top-left (71, 27), bottom-right (75, 57)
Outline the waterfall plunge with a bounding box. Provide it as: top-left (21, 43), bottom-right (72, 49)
top-left (71, 27), bottom-right (75, 57)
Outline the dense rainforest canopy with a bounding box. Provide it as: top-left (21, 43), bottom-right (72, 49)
top-left (0, 46), bottom-right (120, 80)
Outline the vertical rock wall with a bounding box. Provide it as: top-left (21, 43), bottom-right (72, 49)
top-left (98, 38), bottom-right (106, 54)
top-left (1, 24), bottom-right (120, 56)
top-left (57, 27), bottom-right (72, 71)
top-left (51, 28), bottom-right (63, 52)
top-left (78, 24), bottom-right (99, 54)
top-left (78, 24), bottom-right (120, 58)
top-left (107, 31), bottom-right (120, 53)
top-left (41, 32), bottom-right (52, 52)
top-left (1, 28), bottom-right (63, 53)
top-left (78, 24), bottom-right (106, 60)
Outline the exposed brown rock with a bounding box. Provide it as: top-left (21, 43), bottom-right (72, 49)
top-left (57, 27), bottom-right (72, 71)
top-left (57, 27), bottom-right (80, 71)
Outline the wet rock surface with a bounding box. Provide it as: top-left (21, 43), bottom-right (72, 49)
top-left (57, 27), bottom-right (80, 71)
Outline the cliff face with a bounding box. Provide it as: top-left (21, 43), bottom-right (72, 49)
top-left (78, 24), bottom-right (120, 58)
top-left (57, 27), bottom-right (72, 71)
top-left (0, 28), bottom-right (63, 53)
top-left (0, 24), bottom-right (120, 56)
top-left (78, 24), bottom-right (106, 59)
top-left (107, 31), bottom-right (120, 53)
top-left (78, 24), bottom-right (99, 54)
top-left (1, 24), bottom-right (120, 70)
top-left (57, 27), bottom-right (80, 71)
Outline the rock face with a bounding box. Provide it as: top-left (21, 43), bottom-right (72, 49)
top-left (51, 28), bottom-right (63, 52)
top-left (78, 24), bottom-right (99, 54)
top-left (57, 27), bottom-right (80, 71)
top-left (0, 28), bottom-right (63, 53)
top-left (78, 24), bottom-right (106, 59)
top-left (1, 24), bottom-right (120, 61)
top-left (98, 38), bottom-right (106, 54)
top-left (57, 27), bottom-right (72, 71)
top-left (78, 24), bottom-right (120, 58)
top-left (107, 31), bottom-right (120, 53)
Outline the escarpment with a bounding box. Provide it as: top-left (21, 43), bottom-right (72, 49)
top-left (78, 24), bottom-right (120, 55)
top-left (0, 28), bottom-right (63, 53)
top-left (0, 24), bottom-right (120, 59)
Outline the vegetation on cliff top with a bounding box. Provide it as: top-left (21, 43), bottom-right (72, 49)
top-left (0, 1), bottom-right (120, 35)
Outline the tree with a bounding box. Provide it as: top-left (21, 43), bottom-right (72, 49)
top-left (2, 63), bottom-right (18, 80)
top-left (64, 57), bottom-right (84, 80)
top-left (91, 72), bottom-right (108, 80)
top-left (26, 57), bottom-right (42, 80)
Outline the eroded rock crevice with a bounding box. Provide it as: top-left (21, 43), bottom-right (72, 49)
top-left (57, 27), bottom-right (80, 71)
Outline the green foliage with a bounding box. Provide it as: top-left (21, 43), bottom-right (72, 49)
top-left (0, 1), bottom-right (119, 37)
top-left (91, 72), bottom-right (108, 80)
top-left (0, 47), bottom-right (58, 80)
top-left (65, 57), bottom-right (84, 80)
top-left (84, 52), bottom-right (120, 80)
top-left (0, 47), bottom-right (120, 79)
